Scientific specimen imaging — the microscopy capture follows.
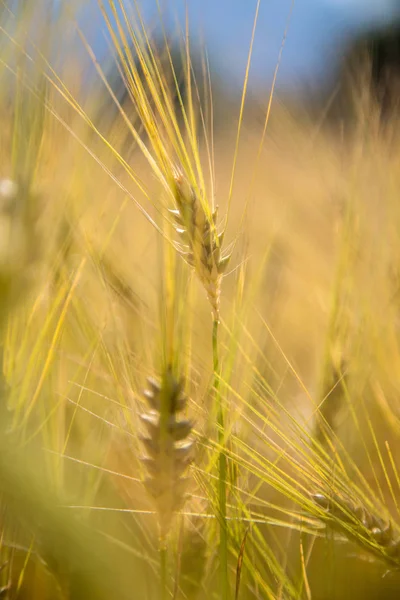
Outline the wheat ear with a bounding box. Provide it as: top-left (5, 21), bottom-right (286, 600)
top-left (140, 368), bottom-right (194, 541)
top-left (312, 492), bottom-right (400, 568)
top-left (170, 168), bottom-right (231, 321)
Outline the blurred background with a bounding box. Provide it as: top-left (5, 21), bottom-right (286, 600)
top-left (78, 0), bottom-right (400, 86)
top-left (75, 0), bottom-right (400, 106)
top-left (1, 1), bottom-right (400, 599)
top-left (25, 0), bottom-right (398, 139)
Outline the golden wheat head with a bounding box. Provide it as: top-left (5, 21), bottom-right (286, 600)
top-left (312, 492), bottom-right (400, 568)
top-left (169, 169), bottom-right (231, 321)
top-left (141, 369), bottom-right (194, 540)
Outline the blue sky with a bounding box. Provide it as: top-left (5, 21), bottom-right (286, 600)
top-left (79, 0), bottom-right (400, 91)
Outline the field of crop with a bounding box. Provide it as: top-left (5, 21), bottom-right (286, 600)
top-left (1, 2), bottom-right (400, 599)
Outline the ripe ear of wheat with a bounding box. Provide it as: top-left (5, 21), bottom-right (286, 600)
top-left (170, 169), bottom-right (231, 321)
top-left (312, 492), bottom-right (400, 568)
top-left (141, 369), bottom-right (194, 541)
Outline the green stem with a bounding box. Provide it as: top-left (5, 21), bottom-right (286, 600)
top-left (160, 541), bottom-right (168, 600)
top-left (213, 319), bottom-right (229, 600)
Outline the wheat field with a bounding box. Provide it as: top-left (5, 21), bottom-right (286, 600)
top-left (0, 2), bottom-right (400, 599)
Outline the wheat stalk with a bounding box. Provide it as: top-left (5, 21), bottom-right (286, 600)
top-left (0, 179), bottom-right (33, 313)
top-left (178, 503), bottom-right (207, 599)
top-left (168, 169), bottom-right (232, 595)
